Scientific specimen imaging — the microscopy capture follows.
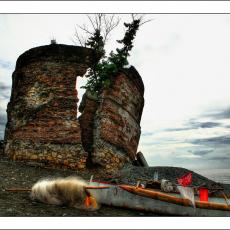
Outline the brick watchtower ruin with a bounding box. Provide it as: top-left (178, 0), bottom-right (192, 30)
top-left (79, 67), bottom-right (145, 172)
top-left (4, 44), bottom-right (94, 169)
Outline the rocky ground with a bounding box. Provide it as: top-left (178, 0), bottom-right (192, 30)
top-left (0, 146), bottom-right (230, 217)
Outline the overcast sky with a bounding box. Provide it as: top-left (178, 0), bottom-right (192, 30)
top-left (1, 14), bottom-right (230, 172)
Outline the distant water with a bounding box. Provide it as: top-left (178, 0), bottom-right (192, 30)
top-left (195, 169), bottom-right (230, 184)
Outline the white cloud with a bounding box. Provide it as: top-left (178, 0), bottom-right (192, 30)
top-left (1, 14), bottom-right (230, 170)
top-left (175, 153), bottom-right (201, 159)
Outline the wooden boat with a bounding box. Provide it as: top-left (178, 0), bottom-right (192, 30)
top-left (88, 181), bottom-right (230, 216)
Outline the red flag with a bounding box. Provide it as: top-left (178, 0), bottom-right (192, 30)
top-left (177, 172), bottom-right (192, 187)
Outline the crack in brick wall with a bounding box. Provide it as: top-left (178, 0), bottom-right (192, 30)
top-left (78, 91), bottom-right (99, 167)
top-left (79, 67), bottom-right (144, 173)
top-left (4, 44), bottom-right (145, 172)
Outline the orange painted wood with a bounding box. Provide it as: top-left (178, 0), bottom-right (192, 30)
top-left (85, 186), bottom-right (109, 190)
top-left (119, 185), bottom-right (230, 211)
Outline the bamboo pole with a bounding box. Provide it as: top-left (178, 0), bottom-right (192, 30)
top-left (4, 186), bottom-right (109, 193)
top-left (5, 188), bottom-right (31, 192)
top-left (85, 186), bottom-right (109, 189)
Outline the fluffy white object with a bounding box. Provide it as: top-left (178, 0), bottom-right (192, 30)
top-left (30, 176), bottom-right (99, 210)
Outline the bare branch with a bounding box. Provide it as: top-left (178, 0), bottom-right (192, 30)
top-left (76, 24), bottom-right (94, 35)
top-left (95, 14), bottom-right (103, 31)
top-left (131, 14), bottom-right (139, 21)
top-left (74, 28), bottom-right (84, 46)
top-left (74, 26), bottom-right (89, 47)
top-left (87, 15), bottom-right (97, 31)
top-left (73, 14), bottom-right (120, 47)
top-left (131, 14), bottom-right (153, 27)
top-left (102, 14), bottom-right (120, 44)
top-left (140, 18), bottom-right (154, 26)
top-left (71, 37), bottom-right (78, 46)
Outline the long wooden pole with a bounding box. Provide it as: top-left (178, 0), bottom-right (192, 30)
top-left (4, 186), bottom-right (109, 193)
top-left (5, 188), bottom-right (31, 192)
top-left (85, 186), bottom-right (109, 189)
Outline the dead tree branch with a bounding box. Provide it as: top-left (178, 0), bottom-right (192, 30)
top-left (73, 14), bottom-right (120, 47)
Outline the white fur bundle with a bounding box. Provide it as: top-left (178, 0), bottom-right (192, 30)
top-left (30, 176), bottom-right (99, 210)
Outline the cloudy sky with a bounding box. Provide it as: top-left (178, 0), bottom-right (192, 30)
top-left (1, 14), bottom-right (230, 172)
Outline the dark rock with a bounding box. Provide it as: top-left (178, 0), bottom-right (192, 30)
top-left (136, 151), bottom-right (149, 167)
top-left (0, 140), bottom-right (3, 148)
top-left (0, 140), bottom-right (4, 155)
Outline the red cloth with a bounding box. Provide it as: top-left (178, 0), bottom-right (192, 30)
top-left (177, 172), bottom-right (192, 187)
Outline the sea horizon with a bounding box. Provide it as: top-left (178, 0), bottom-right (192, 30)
top-left (193, 168), bottom-right (230, 184)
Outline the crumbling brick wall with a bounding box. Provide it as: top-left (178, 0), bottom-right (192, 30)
top-left (4, 44), bottom-right (145, 172)
top-left (79, 67), bottom-right (145, 172)
top-left (4, 44), bottom-right (94, 169)
top-left (93, 67), bottom-right (144, 172)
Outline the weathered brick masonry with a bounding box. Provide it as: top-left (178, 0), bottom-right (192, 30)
top-left (4, 44), bottom-right (145, 172)
top-left (93, 67), bottom-right (144, 172)
top-left (79, 67), bottom-right (145, 172)
top-left (4, 44), bottom-right (94, 169)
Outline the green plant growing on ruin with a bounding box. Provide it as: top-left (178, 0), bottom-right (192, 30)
top-left (74, 14), bottom-right (151, 96)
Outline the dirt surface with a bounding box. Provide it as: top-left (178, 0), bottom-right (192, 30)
top-left (0, 153), bottom-right (159, 217)
top-left (1, 150), bottom-right (230, 217)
